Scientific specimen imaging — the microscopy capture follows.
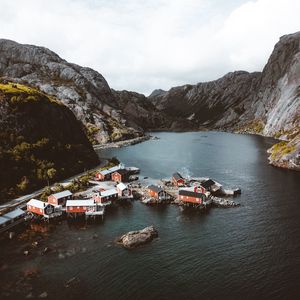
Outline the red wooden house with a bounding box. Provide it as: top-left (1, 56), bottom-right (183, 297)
top-left (111, 169), bottom-right (130, 182)
top-left (93, 189), bottom-right (118, 205)
top-left (27, 199), bottom-right (61, 218)
top-left (117, 182), bottom-right (132, 199)
top-left (48, 190), bottom-right (72, 206)
top-left (178, 189), bottom-right (206, 204)
top-left (95, 165), bottom-right (122, 181)
top-left (147, 185), bottom-right (171, 201)
top-left (172, 172), bottom-right (185, 186)
top-left (66, 199), bottom-right (96, 213)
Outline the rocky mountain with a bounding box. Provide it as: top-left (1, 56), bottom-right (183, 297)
top-left (149, 71), bottom-right (261, 130)
top-left (0, 80), bottom-right (99, 201)
top-left (0, 33), bottom-right (299, 171)
top-left (0, 39), bottom-right (144, 144)
top-left (112, 89), bottom-right (173, 131)
top-left (149, 32), bottom-right (300, 170)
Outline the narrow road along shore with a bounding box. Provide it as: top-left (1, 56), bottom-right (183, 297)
top-left (0, 163), bottom-right (107, 214)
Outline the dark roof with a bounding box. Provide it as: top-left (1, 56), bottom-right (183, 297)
top-left (200, 179), bottom-right (215, 189)
top-left (179, 190), bottom-right (205, 198)
top-left (148, 185), bottom-right (163, 193)
top-left (172, 172), bottom-right (183, 180)
top-left (114, 169), bottom-right (129, 175)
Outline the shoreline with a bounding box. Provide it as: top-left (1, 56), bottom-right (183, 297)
top-left (114, 129), bottom-right (298, 172)
top-left (93, 135), bottom-right (152, 150)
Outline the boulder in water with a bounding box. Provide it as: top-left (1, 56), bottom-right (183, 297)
top-left (116, 226), bottom-right (158, 249)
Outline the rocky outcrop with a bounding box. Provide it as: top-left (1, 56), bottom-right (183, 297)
top-left (267, 130), bottom-right (300, 171)
top-left (0, 39), bottom-right (141, 143)
top-left (0, 80), bottom-right (99, 201)
top-left (116, 226), bottom-right (158, 249)
top-left (149, 32), bottom-right (300, 170)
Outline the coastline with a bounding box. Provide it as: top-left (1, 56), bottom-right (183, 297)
top-left (93, 135), bottom-right (152, 150)
top-left (147, 128), bottom-right (299, 171)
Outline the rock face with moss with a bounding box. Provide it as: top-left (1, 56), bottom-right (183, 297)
top-left (0, 81), bottom-right (99, 202)
top-left (267, 130), bottom-right (300, 171)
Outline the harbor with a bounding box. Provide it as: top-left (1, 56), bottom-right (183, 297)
top-left (0, 131), bottom-right (299, 300)
top-left (0, 161), bottom-right (241, 235)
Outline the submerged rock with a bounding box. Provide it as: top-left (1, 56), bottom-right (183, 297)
top-left (116, 226), bottom-right (158, 249)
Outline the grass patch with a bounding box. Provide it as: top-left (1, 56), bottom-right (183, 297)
top-left (0, 82), bottom-right (62, 106)
top-left (271, 141), bottom-right (296, 159)
top-left (236, 119), bottom-right (265, 134)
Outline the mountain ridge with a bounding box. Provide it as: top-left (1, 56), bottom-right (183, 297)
top-left (0, 32), bottom-right (299, 170)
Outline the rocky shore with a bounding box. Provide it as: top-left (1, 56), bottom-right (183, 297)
top-left (93, 135), bottom-right (152, 150)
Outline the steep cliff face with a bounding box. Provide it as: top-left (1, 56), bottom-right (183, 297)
top-left (149, 32), bottom-right (300, 170)
top-left (0, 80), bottom-right (99, 201)
top-left (149, 71), bottom-right (261, 130)
top-left (0, 39), bottom-right (141, 143)
top-left (112, 89), bottom-right (173, 131)
top-left (256, 33), bottom-right (300, 137)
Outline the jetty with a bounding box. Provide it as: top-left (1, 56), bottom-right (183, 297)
top-left (0, 208), bottom-right (29, 233)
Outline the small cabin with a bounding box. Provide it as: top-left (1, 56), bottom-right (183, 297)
top-left (147, 185), bottom-right (171, 201)
top-left (27, 199), bottom-right (61, 218)
top-left (178, 190), bottom-right (206, 204)
top-left (95, 169), bottom-right (111, 181)
top-left (111, 169), bottom-right (130, 182)
top-left (48, 190), bottom-right (72, 206)
top-left (117, 182), bottom-right (132, 199)
top-left (93, 189), bottom-right (118, 205)
top-left (95, 165), bottom-right (123, 181)
top-left (66, 199), bottom-right (96, 214)
top-left (0, 208), bottom-right (26, 233)
top-left (172, 172), bottom-right (185, 186)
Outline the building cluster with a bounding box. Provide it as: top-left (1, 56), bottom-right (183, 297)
top-left (144, 172), bottom-right (221, 207)
top-left (26, 164), bottom-right (134, 220)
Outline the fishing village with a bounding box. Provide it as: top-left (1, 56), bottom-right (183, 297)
top-left (0, 160), bottom-right (241, 236)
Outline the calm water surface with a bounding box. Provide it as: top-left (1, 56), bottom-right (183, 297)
top-left (1, 132), bottom-right (300, 300)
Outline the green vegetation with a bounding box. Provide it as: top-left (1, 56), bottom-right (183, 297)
top-left (67, 173), bottom-right (94, 193)
top-left (274, 128), bottom-right (300, 140)
top-left (236, 119), bottom-right (265, 134)
top-left (85, 123), bottom-right (100, 145)
top-left (98, 157), bottom-right (120, 171)
top-left (0, 80), bottom-right (99, 202)
top-left (40, 171), bottom-right (98, 201)
top-left (0, 81), bottom-right (62, 105)
top-left (270, 140), bottom-right (296, 160)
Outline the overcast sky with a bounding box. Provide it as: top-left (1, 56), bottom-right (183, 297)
top-left (0, 0), bottom-right (300, 95)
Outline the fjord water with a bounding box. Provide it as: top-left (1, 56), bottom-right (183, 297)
top-left (1, 132), bottom-right (300, 299)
